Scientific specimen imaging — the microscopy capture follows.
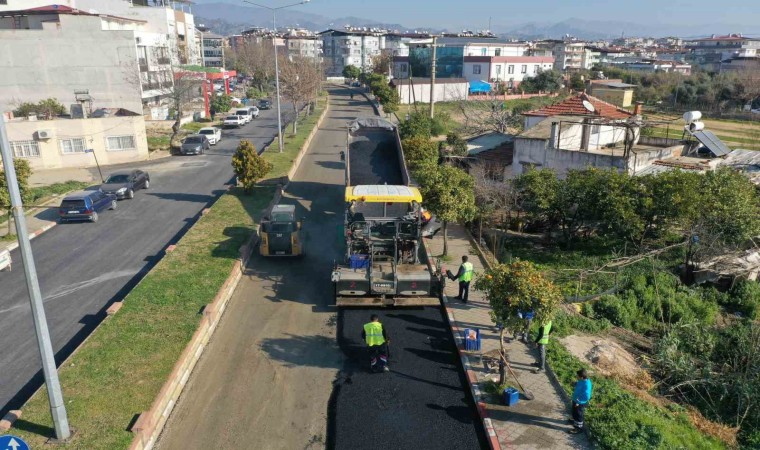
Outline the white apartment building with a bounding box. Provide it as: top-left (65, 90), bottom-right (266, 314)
top-left (463, 56), bottom-right (554, 87)
top-left (552, 42), bottom-right (593, 71)
top-left (0, 1), bottom-right (203, 118)
top-left (201, 32), bottom-right (225, 67)
top-left (686, 33), bottom-right (760, 71)
top-left (285, 35), bottom-right (323, 59)
top-left (0, 6), bottom-right (145, 115)
top-left (460, 41), bottom-right (529, 57)
top-left (320, 29), bottom-right (385, 76)
top-left (0, 0), bottom-right (202, 66)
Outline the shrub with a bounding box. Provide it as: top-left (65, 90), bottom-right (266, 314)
top-left (13, 98), bottom-right (66, 119)
top-left (727, 280), bottom-right (760, 320)
top-left (401, 136), bottom-right (438, 169)
top-left (231, 140), bottom-right (271, 193)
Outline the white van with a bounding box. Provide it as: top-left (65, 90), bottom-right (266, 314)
top-left (234, 108), bottom-right (252, 124)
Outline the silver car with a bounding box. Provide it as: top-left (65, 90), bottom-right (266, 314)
top-left (180, 135), bottom-right (210, 155)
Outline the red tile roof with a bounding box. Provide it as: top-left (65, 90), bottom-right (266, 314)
top-left (523, 93), bottom-right (634, 120)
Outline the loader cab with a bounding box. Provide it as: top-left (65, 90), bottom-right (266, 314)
top-left (260, 204), bottom-right (304, 256)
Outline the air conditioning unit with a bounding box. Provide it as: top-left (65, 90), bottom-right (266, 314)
top-left (35, 130), bottom-right (52, 140)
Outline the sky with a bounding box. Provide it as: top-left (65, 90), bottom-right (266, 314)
top-left (213, 0), bottom-right (760, 31)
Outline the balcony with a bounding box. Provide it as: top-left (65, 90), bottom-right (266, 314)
top-left (138, 58), bottom-right (148, 72)
top-left (157, 56), bottom-right (171, 65)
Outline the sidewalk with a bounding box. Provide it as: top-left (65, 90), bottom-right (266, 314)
top-left (426, 223), bottom-right (591, 450)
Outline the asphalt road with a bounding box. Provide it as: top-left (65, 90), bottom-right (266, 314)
top-left (157, 87), bottom-right (486, 450)
top-left (0, 105), bottom-right (293, 415)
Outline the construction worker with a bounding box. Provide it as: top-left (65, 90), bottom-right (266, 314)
top-left (451, 255), bottom-right (474, 303)
top-left (569, 369), bottom-right (593, 434)
top-left (513, 309), bottom-right (534, 343)
top-left (362, 314), bottom-right (390, 372)
top-left (533, 318), bottom-right (552, 373)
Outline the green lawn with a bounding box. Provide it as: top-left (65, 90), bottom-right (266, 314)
top-left (2, 186), bottom-right (274, 449)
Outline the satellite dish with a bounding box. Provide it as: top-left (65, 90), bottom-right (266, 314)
top-left (582, 100), bottom-right (595, 113)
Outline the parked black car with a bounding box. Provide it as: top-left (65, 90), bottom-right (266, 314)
top-left (258, 99), bottom-right (272, 110)
top-left (100, 169), bottom-right (150, 199)
top-left (58, 191), bottom-right (117, 223)
top-left (180, 135), bottom-right (210, 155)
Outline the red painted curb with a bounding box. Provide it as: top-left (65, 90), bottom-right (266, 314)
top-left (4, 221), bottom-right (58, 253)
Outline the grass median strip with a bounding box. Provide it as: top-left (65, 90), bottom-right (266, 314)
top-left (3, 186), bottom-right (274, 449)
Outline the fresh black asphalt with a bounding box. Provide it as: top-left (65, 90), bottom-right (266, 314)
top-left (0, 106), bottom-right (293, 415)
top-left (332, 307), bottom-right (488, 450)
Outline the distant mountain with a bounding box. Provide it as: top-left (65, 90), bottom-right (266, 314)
top-left (190, 3), bottom-right (760, 40)
top-left (497, 18), bottom-right (760, 40)
top-left (191, 2), bottom-right (412, 34)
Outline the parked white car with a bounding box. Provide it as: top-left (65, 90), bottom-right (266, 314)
top-left (230, 96), bottom-right (242, 105)
top-left (247, 106), bottom-right (260, 118)
top-left (223, 115), bottom-right (245, 128)
top-left (234, 108), bottom-right (252, 123)
top-left (198, 127), bottom-right (222, 145)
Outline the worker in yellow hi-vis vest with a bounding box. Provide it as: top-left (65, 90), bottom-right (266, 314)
top-left (362, 314), bottom-right (390, 372)
top-left (449, 255), bottom-right (474, 303)
top-left (533, 319), bottom-right (553, 373)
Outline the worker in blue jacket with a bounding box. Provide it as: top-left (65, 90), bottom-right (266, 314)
top-left (569, 369), bottom-right (593, 434)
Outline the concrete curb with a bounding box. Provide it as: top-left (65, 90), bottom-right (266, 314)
top-left (2, 221), bottom-right (58, 253)
top-left (422, 240), bottom-right (503, 450)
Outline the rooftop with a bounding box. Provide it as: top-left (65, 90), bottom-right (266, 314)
top-left (591, 81), bottom-right (638, 89)
top-left (466, 132), bottom-right (514, 155)
top-left (523, 93), bottom-right (634, 120)
top-left (0, 4), bottom-right (145, 23)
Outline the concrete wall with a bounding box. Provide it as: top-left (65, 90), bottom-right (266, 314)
top-left (0, 15), bottom-right (143, 115)
top-left (395, 82), bottom-right (468, 104)
top-left (5, 116), bottom-right (149, 170)
top-left (589, 88), bottom-right (634, 107)
top-left (524, 115), bottom-right (546, 130)
top-left (556, 122), bottom-right (627, 151)
top-left (512, 137), bottom-right (627, 178)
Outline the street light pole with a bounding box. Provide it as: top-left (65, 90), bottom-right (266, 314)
top-left (273, 9), bottom-right (284, 152)
top-left (0, 117), bottom-right (71, 441)
top-left (242, 0), bottom-right (311, 153)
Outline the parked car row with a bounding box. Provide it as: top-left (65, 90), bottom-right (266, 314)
top-left (58, 169), bottom-right (151, 223)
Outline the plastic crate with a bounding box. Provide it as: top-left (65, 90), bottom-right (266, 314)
top-left (463, 328), bottom-right (481, 351)
top-left (503, 387), bottom-right (519, 406)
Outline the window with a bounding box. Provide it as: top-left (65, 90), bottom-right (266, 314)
top-left (473, 64), bottom-right (481, 74)
top-left (481, 48), bottom-right (487, 56)
top-left (11, 140), bottom-right (40, 157)
top-left (534, 65), bottom-right (540, 73)
top-left (495, 48), bottom-right (501, 56)
top-left (508, 65), bottom-right (514, 74)
top-left (495, 65), bottom-right (502, 74)
top-left (521, 65), bottom-right (528, 73)
top-left (106, 135), bottom-right (136, 151)
top-left (59, 138), bottom-right (86, 154)
top-left (400, 63), bottom-right (408, 72)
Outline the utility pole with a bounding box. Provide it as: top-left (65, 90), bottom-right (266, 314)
top-left (0, 117), bottom-right (71, 441)
top-left (429, 36), bottom-right (437, 119)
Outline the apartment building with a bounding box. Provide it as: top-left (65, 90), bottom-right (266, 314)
top-left (551, 41), bottom-right (591, 71)
top-left (321, 29), bottom-right (385, 76)
top-left (685, 34), bottom-right (760, 71)
top-left (201, 32), bottom-right (225, 67)
top-left (463, 56), bottom-right (554, 88)
top-left (284, 29), bottom-right (323, 59)
top-left (0, 6), bottom-right (145, 115)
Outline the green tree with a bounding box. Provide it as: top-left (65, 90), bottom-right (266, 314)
top-left (445, 132), bottom-right (468, 156)
top-left (519, 70), bottom-right (564, 93)
top-left (231, 140), bottom-right (272, 193)
top-left (416, 164), bottom-right (476, 255)
top-left (13, 98), bottom-right (66, 120)
top-left (401, 136), bottom-right (438, 169)
top-left (342, 65), bottom-right (361, 80)
top-left (474, 260), bottom-right (563, 356)
top-left (0, 158), bottom-right (33, 234)
top-left (210, 94), bottom-right (232, 114)
top-left (568, 73), bottom-right (586, 91)
top-left (513, 167), bottom-right (561, 229)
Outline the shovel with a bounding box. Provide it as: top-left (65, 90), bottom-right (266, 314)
top-left (500, 351), bottom-right (535, 400)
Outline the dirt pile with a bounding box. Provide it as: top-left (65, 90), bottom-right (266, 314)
top-left (560, 334), bottom-right (653, 389)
